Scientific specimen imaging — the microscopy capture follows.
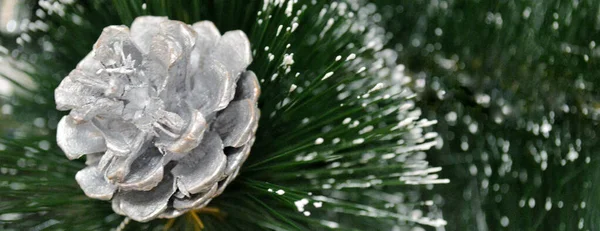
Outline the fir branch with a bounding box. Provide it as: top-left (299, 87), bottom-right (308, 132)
top-left (0, 0), bottom-right (445, 230)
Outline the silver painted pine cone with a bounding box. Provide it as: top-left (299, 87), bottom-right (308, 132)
top-left (54, 16), bottom-right (259, 222)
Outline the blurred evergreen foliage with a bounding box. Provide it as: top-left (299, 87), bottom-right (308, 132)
top-left (376, 0), bottom-right (600, 230)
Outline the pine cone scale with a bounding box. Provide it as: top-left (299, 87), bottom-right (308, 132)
top-left (75, 166), bottom-right (117, 200)
top-left (113, 173), bottom-right (177, 222)
top-left (173, 183), bottom-right (218, 210)
top-left (56, 116), bottom-right (106, 160)
top-left (116, 148), bottom-right (164, 191)
top-left (172, 132), bottom-right (227, 195)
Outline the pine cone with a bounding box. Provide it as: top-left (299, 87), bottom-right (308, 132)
top-left (54, 16), bottom-right (259, 222)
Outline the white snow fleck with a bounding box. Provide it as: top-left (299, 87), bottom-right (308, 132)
top-left (314, 137), bottom-right (324, 145)
top-left (322, 72), bottom-right (334, 80)
top-left (282, 53), bottom-right (295, 66)
top-left (294, 198), bottom-right (309, 212)
top-left (342, 118), bottom-right (352, 125)
top-left (346, 53), bottom-right (356, 61)
top-left (500, 216), bottom-right (510, 227)
top-left (313, 201), bottom-right (322, 208)
top-left (352, 138), bottom-right (364, 145)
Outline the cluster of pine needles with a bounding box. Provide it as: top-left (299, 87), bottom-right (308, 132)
top-left (0, 0), bottom-right (446, 230)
